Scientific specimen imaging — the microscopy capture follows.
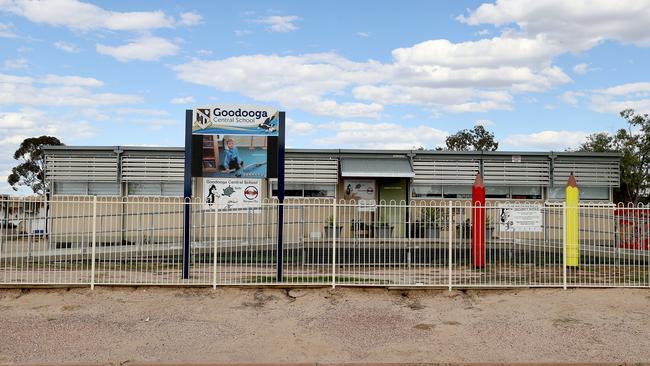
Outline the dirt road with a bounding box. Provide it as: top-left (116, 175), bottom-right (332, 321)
top-left (1, 287), bottom-right (649, 364)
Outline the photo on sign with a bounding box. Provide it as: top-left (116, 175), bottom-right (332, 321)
top-left (343, 179), bottom-right (376, 201)
top-left (203, 178), bottom-right (261, 210)
top-left (344, 179), bottom-right (376, 211)
top-left (198, 135), bottom-right (268, 178)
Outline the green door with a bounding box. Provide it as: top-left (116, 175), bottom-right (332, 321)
top-left (378, 179), bottom-right (407, 237)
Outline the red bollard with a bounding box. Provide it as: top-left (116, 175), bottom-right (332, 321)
top-left (471, 173), bottom-right (486, 268)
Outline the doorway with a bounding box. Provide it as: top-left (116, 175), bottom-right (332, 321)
top-left (378, 178), bottom-right (408, 237)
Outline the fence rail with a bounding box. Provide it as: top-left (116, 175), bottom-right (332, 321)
top-left (1, 196), bottom-right (649, 288)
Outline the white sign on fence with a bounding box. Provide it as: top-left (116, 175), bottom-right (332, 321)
top-left (203, 178), bottom-right (261, 210)
top-left (498, 203), bottom-right (543, 232)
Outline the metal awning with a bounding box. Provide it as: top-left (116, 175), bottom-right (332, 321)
top-left (340, 158), bottom-right (414, 178)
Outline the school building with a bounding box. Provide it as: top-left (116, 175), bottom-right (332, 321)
top-left (42, 145), bottom-right (621, 202)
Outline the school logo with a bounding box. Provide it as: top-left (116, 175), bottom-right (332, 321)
top-left (194, 108), bottom-right (211, 129)
top-left (244, 186), bottom-right (259, 200)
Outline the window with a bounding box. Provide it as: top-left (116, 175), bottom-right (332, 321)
top-left (485, 186), bottom-right (509, 199)
top-left (412, 184), bottom-right (543, 200)
top-left (547, 186), bottom-right (610, 200)
top-left (128, 182), bottom-right (183, 196)
top-left (304, 184), bottom-right (336, 197)
top-left (53, 182), bottom-right (119, 196)
top-left (88, 182), bottom-right (119, 196)
top-left (411, 185), bottom-right (442, 198)
top-left (511, 186), bottom-right (542, 200)
top-left (271, 181), bottom-right (336, 198)
top-left (580, 187), bottom-right (610, 200)
top-left (128, 182), bottom-right (161, 196)
top-left (443, 185), bottom-right (472, 199)
top-left (161, 183), bottom-right (183, 196)
top-left (54, 182), bottom-right (87, 195)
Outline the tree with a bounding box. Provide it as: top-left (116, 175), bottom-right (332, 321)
top-left (7, 136), bottom-right (64, 195)
top-left (445, 125), bottom-right (498, 151)
top-left (577, 109), bottom-right (650, 203)
top-left (577, 132), bottom-right (616, 153)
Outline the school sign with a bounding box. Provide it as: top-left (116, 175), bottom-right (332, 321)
top-left (192, 105), bottom-right (280, 136)
top-left (190, 105), bottom-right (282, 179)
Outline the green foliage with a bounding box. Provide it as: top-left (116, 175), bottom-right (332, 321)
top-left (7, 136), bottom-right (63, 195)
top-left (418, 207), bottom-right (445, 224)
top-left (577, 109), bottom-right (649, 203)
top-left (445, 125), bottom-right (498, 151)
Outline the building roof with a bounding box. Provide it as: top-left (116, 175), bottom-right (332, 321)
top-left (42, 145), bottom-right (623, 159)
top-left (340, 157), bottom-right (415, 178)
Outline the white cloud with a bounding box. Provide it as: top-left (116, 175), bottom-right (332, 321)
top-left (179, 11), bottom-right (202, 26)
top-left (256, 15), bottom-right (300, 32)
top-left (458, 0), bottom-right (650, 51)
top-left (504, 130), bottom-right (588, 150)
top-left (197, 49), bottom-right (213, 56)
top-left (173, 53), bottom-right (386, 118)
top-left (316, 121), bottom-right (448, 149)
top-left (173, 51), bottom-right (552, 117)
top-left (172, 1), bottom-right (650, 120)
top-left (0, 22), bottom-right (17, 38)
top-left (475, 119), bottom-right (495, 127)
top-left (41, 74), bottom-right (103, 87)
top-left (116, 108), bottom-right (169, 116)
top-left (170, 96), bottom-right (195, 104)
top-left (0, 108), bottom-right (97, 194)
top-left (54, 41), bottom-right (80, 53)
top-left (356, 31), bottom-right (370, 37)
top-left (3, 58), bottom-right (28, 69)
top-left (560, 91), bottom-right (585, 106)
top-left (355, 84), bottom-right (515, 112)
top-left (0, 72), bottom-right (141, 106)
top-left (96, 36), bottom-right (178, 62)
top-left (0, 109), bottom-right (37, 129)
top-left (572, 63), bottom-right (590, 75)
top-left (286, 118), bottom-right (314, 135)
top-left (1, 0), bottom-right (175, 31)
top-left (595, 82), bottom-right (650, 97)
top-left (392, 35), bottom-right (562, 68)
top-left (589, 82), bottom-right (650, 114)
top-left (128, 118), bottom-right (179, 130)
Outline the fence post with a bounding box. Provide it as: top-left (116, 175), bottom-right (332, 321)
top-left (213, 207), bottom-right (218, 289)
top-left (332, 199), bottom-right (337, 288)
top-left (448, 201), bottom-right (453, 291)
top-left (562, 202), bottom-right (567, 290)
top-left (91, 196), bottom-right (97, 290)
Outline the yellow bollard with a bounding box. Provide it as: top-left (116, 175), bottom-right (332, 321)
top-left (565, 173), bottom-right (579, 267)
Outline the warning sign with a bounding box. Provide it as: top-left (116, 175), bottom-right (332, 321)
top-left (498, 203), bottom-right (543, 232)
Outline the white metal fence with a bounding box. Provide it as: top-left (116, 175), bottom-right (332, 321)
top-left (1, 196), bottom-right (648, 288)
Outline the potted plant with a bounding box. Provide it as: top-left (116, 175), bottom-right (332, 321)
top-left (373, 213), bottom-right (394, 238)
top-left (455, 216), bottom-right (494, 240)
top-left (417, 207), bottom-right (444, 239)
top-left (350, 219), bottom-right (371, 238)
top-left (455, 218), bottom-right (471, 239)
top-left (323, 215), bottom-right (343, 239)
top-left (485, 215), bottom-right (494, 240)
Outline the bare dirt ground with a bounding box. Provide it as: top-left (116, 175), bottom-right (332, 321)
top-left (1, 286), bottom-right (649, 365)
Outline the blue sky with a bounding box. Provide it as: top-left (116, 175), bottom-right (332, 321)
top-left (1, 0), bottom-right (650, 193)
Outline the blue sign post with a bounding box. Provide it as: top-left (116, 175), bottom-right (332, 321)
top-left (182, 109), bottom-right (192, 280)
top-left (276, 112), bottom-right (285, 282)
